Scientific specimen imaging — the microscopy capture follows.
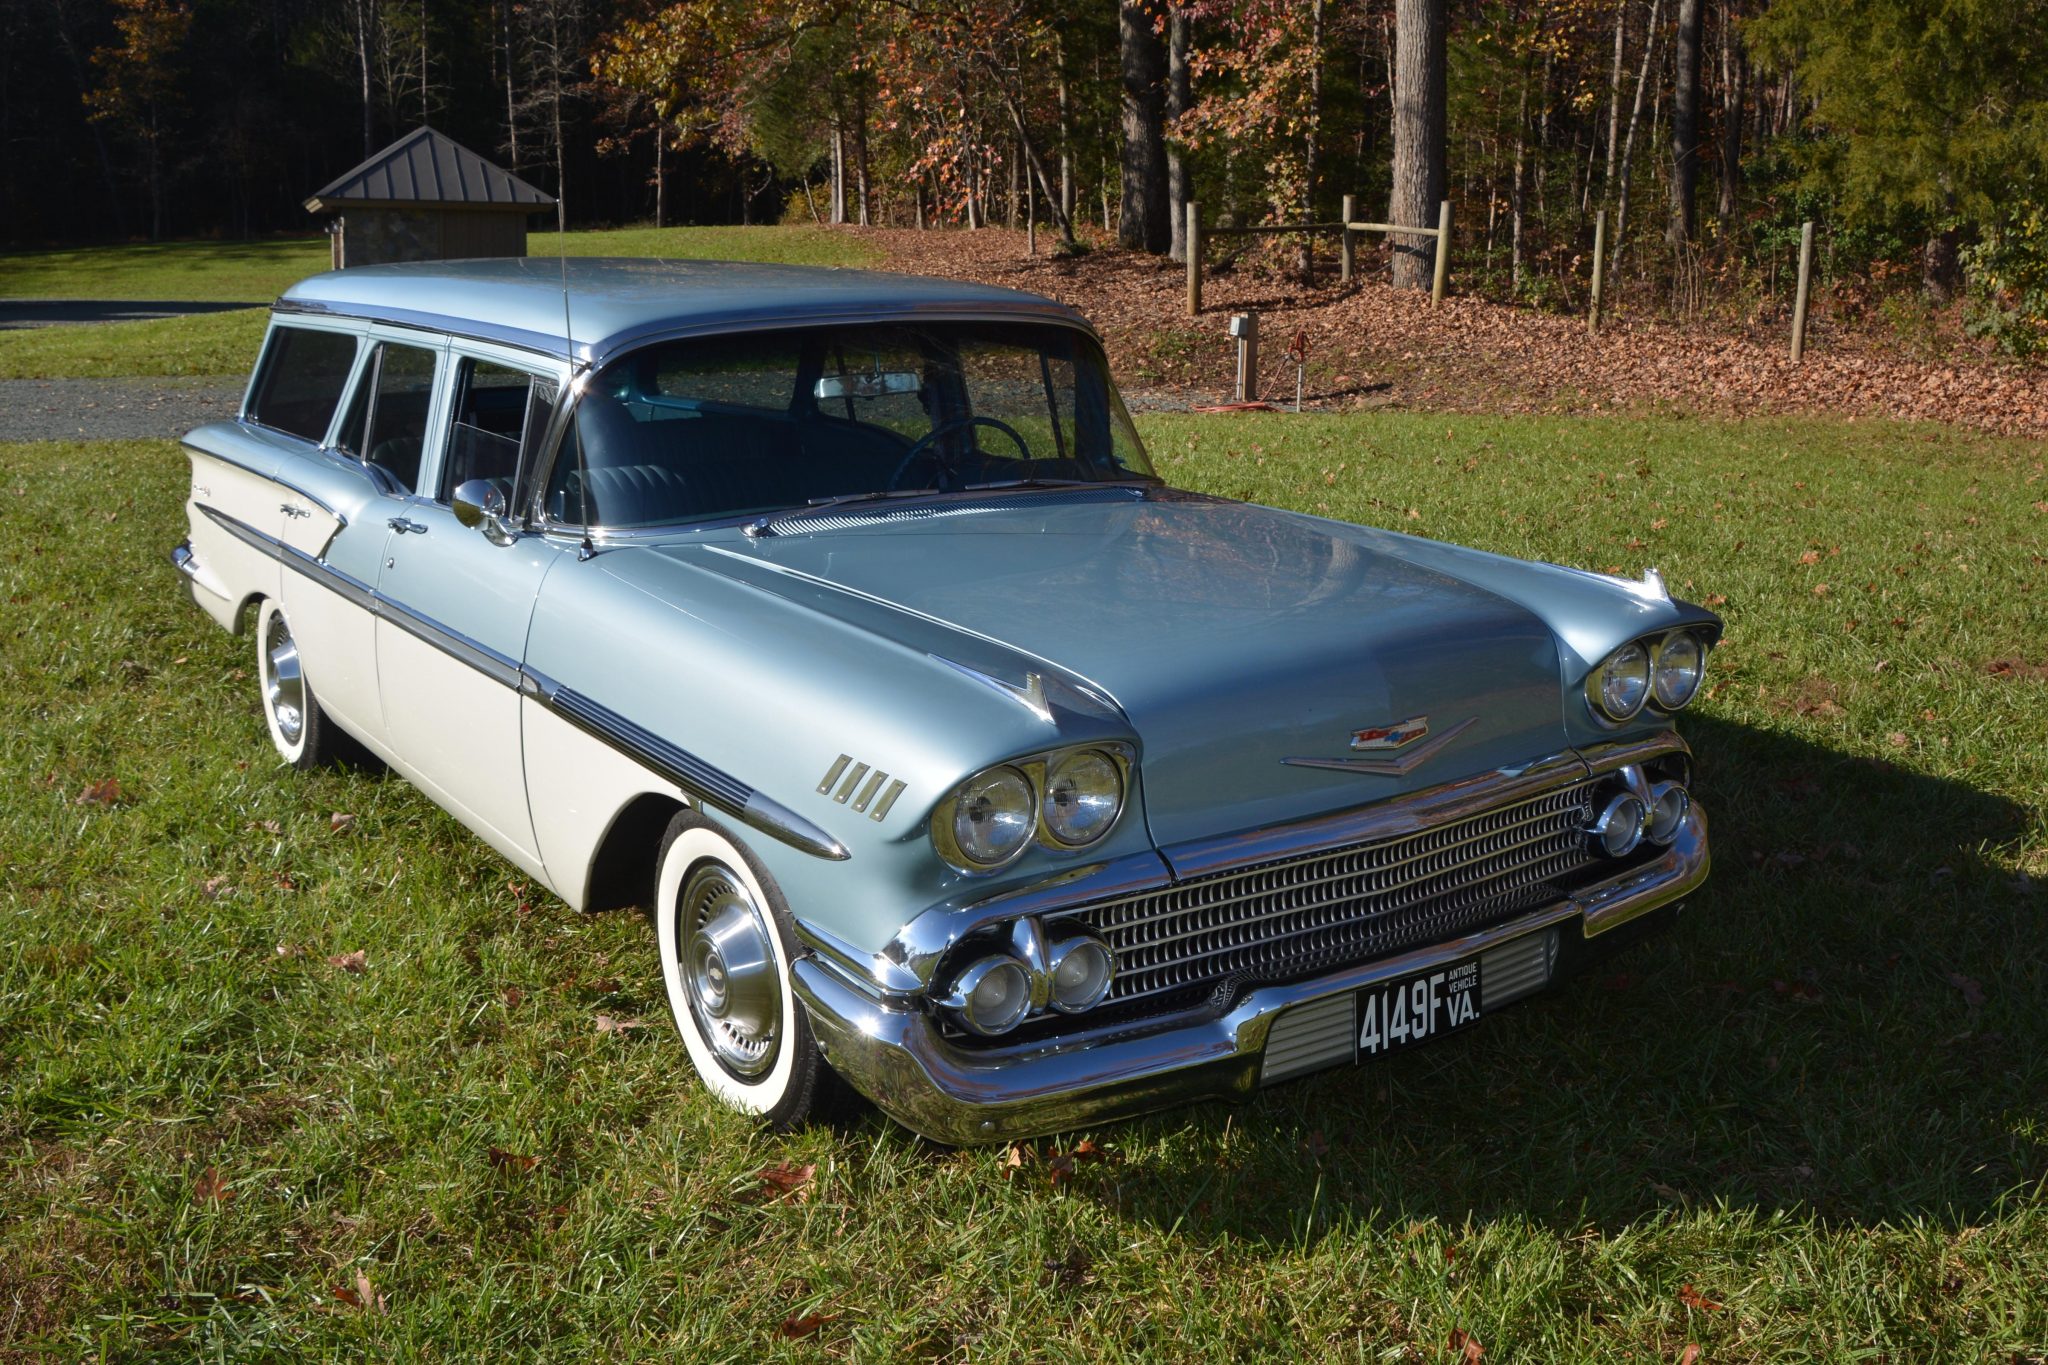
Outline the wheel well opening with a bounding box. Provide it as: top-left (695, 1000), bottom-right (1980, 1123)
top-left (584, 793), bottom-right (687, 912)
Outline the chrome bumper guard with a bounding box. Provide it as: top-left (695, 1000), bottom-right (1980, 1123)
top-left (792, 803), bottom-right (1708, 1145)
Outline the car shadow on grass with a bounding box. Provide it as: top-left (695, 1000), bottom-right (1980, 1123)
top-left (1060, 714), bottom-right (2042, 1241)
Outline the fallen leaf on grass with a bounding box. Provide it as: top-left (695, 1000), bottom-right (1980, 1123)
top-left (594, 1013), bottom-right (644, 1035)
top-left (1678, 1283), bottom-right (1724, 1312)
top-left (333, 1269), bottom-right (387, 1315)
top-left (1886, 732), bottom-right (1910, 748)
top-left (193, 1166), bottom-right (231, 1203)
top-left (1601, 973), bottom-right (1635, 992)
top-left (1678, 1346), bottom-right (1701, 1365)
top-left (1302, 1129), bottom-right (1330, 1159)
top-left (754, 1161), bottom-right (816, 1204)
top-left (326, 949), bottom-right (367, 973)
top-left (780, 1311), bottom-right (838, 1340)
top-left (1948, 973), bottom-right (1985, 1009)
top-left (1042, 1247), bottom-right (1092, 1288)
top-left (329, 811), bottom-right (355, 833)
top-left (1703, 593), bottom-right (1727, 607)
top-left (488, 1146), bottom-right (539, 1173)
top-left (248, 819), bottom-right (283, 835)
top-left (1770, 978), bottom-right (1823, 1002)
top-left (1447, 1327), bottom-right (1484, 1361)
top-left (501, 986), bottom-right (525, 1009)
top-left (201, 875), bottom-right (231, 901)
top-left (74, 779), bottom-right (122, 807)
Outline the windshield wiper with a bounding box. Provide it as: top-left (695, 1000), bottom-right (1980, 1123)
top-left (958, 476), bottom-right (1153, 493)
top-left (745, 487), bottom-right (942, 536)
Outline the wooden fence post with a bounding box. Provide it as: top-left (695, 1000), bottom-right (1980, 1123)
top-left (1186, 201), bottom-right (1202, 316)
top-left (1589, 209), bottom-right (1607, 334)
top-left (1430, 199), bottom-right (1452, 304)
top-left (1790, 219), bottom-right (1815, 363)
top-left (1231, 311), bottom-right (1259, 402)
top-left (1340, 194), bottom-right (1356, 284)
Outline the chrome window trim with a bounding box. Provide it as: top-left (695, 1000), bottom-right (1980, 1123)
top-left (195, 501), bottom-right (845, 862)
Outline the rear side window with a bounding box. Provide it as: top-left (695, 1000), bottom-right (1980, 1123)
top-left (334, 342), bottom-right (439, 492)
top-left (443, 358), bottom-right (558, 502)
top-left (247, 326), bottom-right (359, 442)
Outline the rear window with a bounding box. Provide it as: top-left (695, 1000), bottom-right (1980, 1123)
top-left (247, 325), bottom-right (359, 443)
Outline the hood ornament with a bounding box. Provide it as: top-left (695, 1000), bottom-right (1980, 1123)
top-left (1284, 716), bottom-right (1479, 777)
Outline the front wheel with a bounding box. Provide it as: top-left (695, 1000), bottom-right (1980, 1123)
top-left (654, 809), bottom-right (834, 1129)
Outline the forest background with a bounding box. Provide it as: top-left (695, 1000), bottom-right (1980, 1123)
top-left (4, 0), bottom-right (2045, 352)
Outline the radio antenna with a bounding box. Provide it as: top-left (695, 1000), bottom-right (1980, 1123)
top-left (558, 232), bottom-right (596, 560)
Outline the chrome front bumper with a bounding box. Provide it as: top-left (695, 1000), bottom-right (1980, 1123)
top-left (792, 803), bottom-right (1708, 1145)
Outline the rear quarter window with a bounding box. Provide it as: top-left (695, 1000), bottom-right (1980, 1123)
top-left (247, 325), bottom-right (360, 443)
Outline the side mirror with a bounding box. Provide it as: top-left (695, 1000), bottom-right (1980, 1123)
top-left (451, 478), bottom-right (516, 545)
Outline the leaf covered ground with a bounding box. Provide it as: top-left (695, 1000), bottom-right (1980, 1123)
top-left (874, 227), bottom-right (2048, 436)
top-left (3, 415), bottom-right (2044, 1361)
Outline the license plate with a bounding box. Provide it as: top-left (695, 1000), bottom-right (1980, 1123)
top-left (1356, 957), bottom-right (1481, 1058)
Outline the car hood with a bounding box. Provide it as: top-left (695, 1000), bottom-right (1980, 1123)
top-left (683, 489), bottom-right (1570, 849)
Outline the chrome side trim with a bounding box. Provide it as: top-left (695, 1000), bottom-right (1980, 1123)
top-left (1280, 716), bottom-right (1480, 776)
top-left (195, 503), bottom-right (847, 862)
top-left (524, 669), bottom-right (850, 862)
top-left (792, 802), bottom-right (1708, 1145)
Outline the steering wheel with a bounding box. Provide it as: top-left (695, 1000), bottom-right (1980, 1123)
top-left (887, 415), bottom-right (1032, 490)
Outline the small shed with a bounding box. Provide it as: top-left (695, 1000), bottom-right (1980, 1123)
top-left (305, 126), bottom-right (556, 269)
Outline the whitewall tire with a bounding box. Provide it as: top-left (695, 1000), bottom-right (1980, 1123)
top-left (254, 598), bottom-right (343, 769)
top-left (654, 808), bottom-right (834, 1128)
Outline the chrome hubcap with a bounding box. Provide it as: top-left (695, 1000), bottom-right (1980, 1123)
top-left (263, 612), bottom-right (305, 745)
top-left (678, 862), bottom-right (780, 1079)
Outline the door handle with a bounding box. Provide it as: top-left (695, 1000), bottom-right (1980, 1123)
top-left (280, 503), bottom-right (311, 519)
top-left (388, 517), bottom-right (428, 535)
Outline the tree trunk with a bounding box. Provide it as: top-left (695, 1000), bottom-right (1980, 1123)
top-left (1166, 5), bottom-right (1190, 262)
top-left (1389, 0), bottom-right (1447, 289)
top-left (854, 87), bottom-right (871, 226)
top-left (1608, 0), bottom-right (1663, 277)
top-left (501, 0), bottom-right (518, 170)
top-left (1604, 0), bottom-right (1624, 195)
top-left (1118, 0), bottom-right (1170, 253)
top-left (1923, 228), bottom-right (1962, 302)
top-left (1510, 68), bottom-right (1527, 292)
top-left (1717, 0), bottom-right (1744, 237)
top-left (356, 0), bottom-right (376, 156)
top-left (830, 122), bottom-right (844, 225)
top-left (1667, 0), bottom-right (1703, 247)
top-left (1298, 0), bottom-right (1324, 282)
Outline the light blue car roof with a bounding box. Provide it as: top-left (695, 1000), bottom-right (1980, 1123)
top-left (274, 257), bottom-right (1096, 365)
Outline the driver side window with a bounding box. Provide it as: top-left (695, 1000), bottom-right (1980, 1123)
top-left (442, 357), bottom-right (557, 504)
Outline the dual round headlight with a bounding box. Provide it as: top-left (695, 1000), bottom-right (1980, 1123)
top-left (934, 746), bottom-right (1128, 872)
top-left (1588, 631), bottom-right (1709, 722)
top-left (941, 932), bottom-right (1116, 1035)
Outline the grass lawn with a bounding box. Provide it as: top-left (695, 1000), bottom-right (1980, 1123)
top-left (2, 414), bottom-right (2043, 1359)
top-left (0, 227), bottom-right (881, 383)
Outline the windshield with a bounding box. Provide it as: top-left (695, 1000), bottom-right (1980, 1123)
top-left (541, 321), bottom-right (1155, 529)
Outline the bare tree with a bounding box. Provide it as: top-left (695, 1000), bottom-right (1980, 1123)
top-left (1717, 0), bottom-right (1745, 236)
top-left (1389, 0), bottom-right (1446, 288)
top-left (1118, 0), bottom-right (1169, 253)
top-left (1166, 5), bottom-right (1190, 261)
top-left (1667, 0), bottom-right (1704, 246)
top-left (1608, 0), bottom-right (1663, 276)
top-left (513, 0), bottom-right (584, 232)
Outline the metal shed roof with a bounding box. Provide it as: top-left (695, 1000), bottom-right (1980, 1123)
top-left (304, 126), bottom-right (555, 214)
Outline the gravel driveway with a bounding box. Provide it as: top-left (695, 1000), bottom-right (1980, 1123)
top-left (0, 377), bottom-right (245, 442)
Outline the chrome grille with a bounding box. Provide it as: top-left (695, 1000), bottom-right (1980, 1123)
top-left (1071, 783), bottom-right (1597, 1016)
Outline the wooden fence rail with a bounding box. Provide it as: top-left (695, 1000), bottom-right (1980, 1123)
top-left (1185, 198), bottom-right (1452, 316)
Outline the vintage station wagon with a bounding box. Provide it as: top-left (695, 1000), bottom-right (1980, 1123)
top-left (172, 258), bottom-right (1717, 1142)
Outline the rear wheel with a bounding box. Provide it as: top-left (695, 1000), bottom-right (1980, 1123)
top-left (654, 809), bottom-right (833, 1128)
top-left (255, 598), bottom-right (346, 768)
